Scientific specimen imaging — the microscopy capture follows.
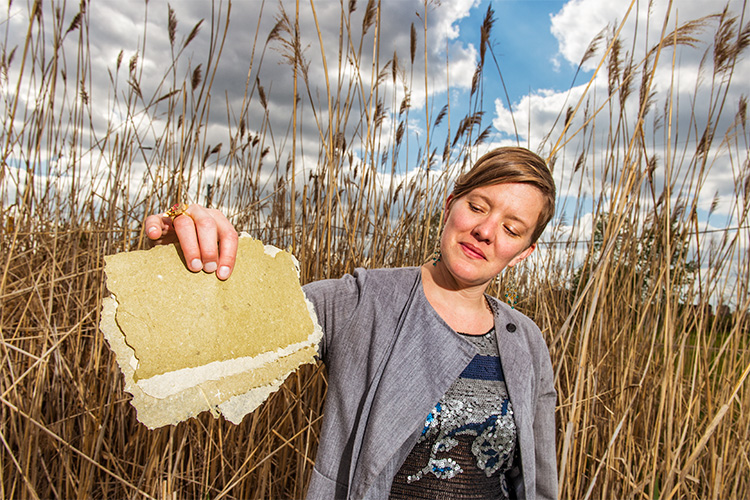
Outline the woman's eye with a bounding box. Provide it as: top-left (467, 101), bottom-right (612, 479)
top-left (468, 203), bottom-right (482, 212)
top-left (504, 225), bottom-right (519, 237)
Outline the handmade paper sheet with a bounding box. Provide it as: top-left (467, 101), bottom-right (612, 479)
top-left (100, 235), bottom-right (322, 429)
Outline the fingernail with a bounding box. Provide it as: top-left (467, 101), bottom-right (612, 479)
top-left (147, 226), bottom-right (160, 239)
top-left (190, 259), bottom-right (203, 271)
top-left (204, 261), bottom-right (217, 273)
top-left (218, 266), bottom-right (230, 280)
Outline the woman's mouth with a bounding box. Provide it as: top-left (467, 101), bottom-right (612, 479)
top-left (460, 243), bottom-right (486, 260)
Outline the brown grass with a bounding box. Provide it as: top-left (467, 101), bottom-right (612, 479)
top-left (1, 0), bottom-right (749, 498)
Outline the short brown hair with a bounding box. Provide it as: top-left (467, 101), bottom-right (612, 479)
top-left (451, 147), bottom-right (556, 244)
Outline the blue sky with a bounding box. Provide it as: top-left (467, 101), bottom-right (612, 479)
top-left (457, 0), bottom-right (577, 105)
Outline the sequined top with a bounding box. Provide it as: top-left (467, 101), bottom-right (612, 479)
top-left (389, 328), bottom-right (517, 500)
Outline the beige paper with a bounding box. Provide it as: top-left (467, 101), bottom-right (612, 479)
top-left (100, 236), bottom-right (322, 429)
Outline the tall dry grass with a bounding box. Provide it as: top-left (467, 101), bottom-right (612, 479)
top-left (1, 0), bottom-right (748, 498)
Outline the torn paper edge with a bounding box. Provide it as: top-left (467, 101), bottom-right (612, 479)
top-left (245, 231), bottom-right (300, 277)
top-left (134, 293), bottom-right (322, 399)
top-left (102, 294), bottom-right (322, 428)
top-left (218, 380), bottom-right (286, 424)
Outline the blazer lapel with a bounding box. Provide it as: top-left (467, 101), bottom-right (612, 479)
top-left (348, 276), bottom-right (476, 499)
top-left (494, 305), bottom-right (535, 496)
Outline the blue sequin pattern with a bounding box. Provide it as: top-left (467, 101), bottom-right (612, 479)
top-left (405, 331), bottom-right (517, 485)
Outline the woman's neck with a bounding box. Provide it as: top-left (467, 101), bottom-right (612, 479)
top-left (420, 263), bottom-right (495, 335)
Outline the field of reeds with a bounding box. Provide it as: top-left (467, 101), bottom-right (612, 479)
top-left (1, 0), bottom-right (749, 498)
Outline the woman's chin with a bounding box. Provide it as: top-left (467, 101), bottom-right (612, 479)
top-left (442, 262), bottom-right (496, 288)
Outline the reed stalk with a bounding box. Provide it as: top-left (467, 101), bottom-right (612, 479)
top-left (1, 1), bottom-right (748, 498)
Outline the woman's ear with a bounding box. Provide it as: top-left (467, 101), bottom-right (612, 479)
top-left (443, 195), bottom-right (455, 223)
top-left (508, 242), bottom-right (536, 267)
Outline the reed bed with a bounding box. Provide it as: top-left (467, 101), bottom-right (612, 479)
top-left (1, 0), bottom-right (749, 498)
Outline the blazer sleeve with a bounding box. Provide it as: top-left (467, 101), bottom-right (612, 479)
top-left (302, 269), bottom-right (365, 362)
top-left (534, 342), bottom-right (558, 500)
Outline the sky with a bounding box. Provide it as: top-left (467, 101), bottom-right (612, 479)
top-left (3, 0), bottom-right (749, 300)
top-left (5, 0), bottom-right (745, 188)
top-left (456, 1), bottom-right (575, 111)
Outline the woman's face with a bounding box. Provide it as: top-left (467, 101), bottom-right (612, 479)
top-left (440, 182), bottom-right (544, 288)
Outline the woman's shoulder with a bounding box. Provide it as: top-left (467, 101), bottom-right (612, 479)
top-left (486, 295), bottom-right (537, 327)
top-left (302, 266), bottom-right (420, 301)
top-left (487, 296), bottom-right (550, 350)
top-left (353, 265), bottom-right (420, 282)
top-left (346, 266), bottom-right (421, 299)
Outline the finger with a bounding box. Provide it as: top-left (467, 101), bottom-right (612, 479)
top-left (145, 213), bottom-right (171, 241)
top-left (211, 209), bottom-right (238, 280)
top-left (172, 209), bottom-right (203, 272)
top-left (190, 205), bottom-right (220, 273)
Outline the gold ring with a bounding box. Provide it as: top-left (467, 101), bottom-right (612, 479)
top-left (165, 202), bottom-right (189, 220)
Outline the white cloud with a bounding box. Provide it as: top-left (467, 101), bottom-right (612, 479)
top-left (494, 0), bottom-right (749, 215)
top-left (549, 0), bottom-right (742, 71)
top-left (550, 0), bottom-right (618, 71)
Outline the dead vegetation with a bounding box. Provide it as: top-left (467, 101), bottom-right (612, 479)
top-left (1, 0), bottom-right (748, 498)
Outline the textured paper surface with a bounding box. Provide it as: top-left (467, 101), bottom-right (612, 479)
top-left (100, 236), bottom-right (322, 429)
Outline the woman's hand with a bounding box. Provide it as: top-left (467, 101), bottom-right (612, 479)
top-left (144, 204), bottom-right (238, 280)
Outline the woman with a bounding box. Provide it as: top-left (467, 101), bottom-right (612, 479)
top-left (145, 147), bottom-right (557, 499)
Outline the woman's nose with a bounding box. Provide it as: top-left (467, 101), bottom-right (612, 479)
top-left (471, 219), bottom-right (494, 242)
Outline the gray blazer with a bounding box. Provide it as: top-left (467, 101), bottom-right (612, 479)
top-left (303, 267), bottom-right (557, 499)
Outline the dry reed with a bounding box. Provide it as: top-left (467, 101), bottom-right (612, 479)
top-left (1, 0), bottom-right (748, 498)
